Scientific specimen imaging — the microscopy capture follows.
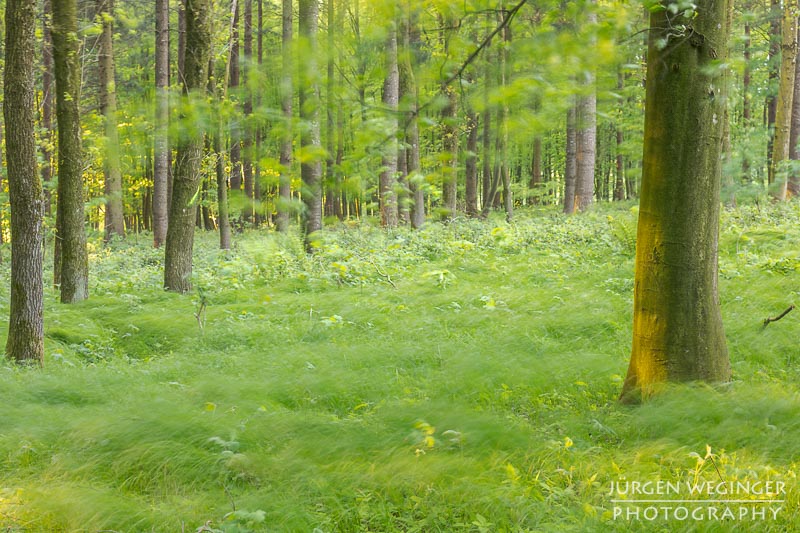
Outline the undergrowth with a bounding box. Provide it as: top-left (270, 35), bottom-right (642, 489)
top-left (0, 202), bottom-right (798, 531)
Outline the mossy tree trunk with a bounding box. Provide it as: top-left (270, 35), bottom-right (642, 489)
top-left (620, 0), bottom-right (731, 404)
top-left (164, 0), bottom-right (211, 293)
top-left (5, 0), bottom-right (44, 365)
top-left (98, 0), bottom-right (125, 241)
top-left (52, 0), bottom-right (89, 303)
top-left (299, 0), bottom-right (322, 250)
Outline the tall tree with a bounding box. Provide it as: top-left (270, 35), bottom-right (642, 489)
top-left (164, 0), bottom-right (211, 292)
top-left (277, 0), bottom-right (293, 233)
top-left (243, 0), bottom-right (255, 221)
top-left (42, 0), bottom-right (54, 216)
top-left (97, 0), bottom-right (125, 241)
top-left (299, 0), bottom-right (323, 249)
top-left (5, 0), bottom-right (44, 365)
top-left (400, 11), bottom-right (424, 228)
top-left (52, 0), bottom-right (89, 303)
top-left (154, 0), bottom-right (170, 247)
top-left (789, 23), bottom-right (800, 197)
top-left (770, 5), bottom-right (798, 201)
top-left (379, 19), bottom-right (399, 228)
top-left (563, 105), bottom-right (577, 214)
top-left (574, 2), bottom-right (597, 211)
top-left (621, 0), bottom-right (731, 403)
top-left (440, 11), bottom-right (458, 219)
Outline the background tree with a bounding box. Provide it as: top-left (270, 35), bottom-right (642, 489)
top-left (379, 18), bottom-right (399, 228)
top-left (621, 0), bottom-right (731, 404)
top-left (277, 0), bottom-right (293, 233)
top-left (154, 0), bottom-right (170, 247)
top-left (98, 0), bottom-right (125, 241)
top-left (5, 0), bottom-right (44, 365)
top-left (164, 0), bottom-right (212, 292)
top-left (52, 0), bottom-right (89, 303)
top-left (299, 0), bottom-right (322, 249)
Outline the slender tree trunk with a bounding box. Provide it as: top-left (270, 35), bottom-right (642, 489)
top-left (563, 105), bottom-right (577, 214)
top-left (277, 0), bottom-right (293, 233)
top-left (210, 56), bottom-right (232, 249)
top-left (465, 108), bottom-right (479, 217)
top-left (379, 20), bottom-right (399, 228)
top-left (164, 0), bottom-right (211, 292)
top-left (299, 0), bottom-right (322, 249)
top-left (621, 0), bottom-right (731, 403)
top-left (324, 0), bottom-right (338, 219)
top-left (789, 21), bottom-right (800, 197)
top-left (53, 0), bottom-right (88, 303)
top-left (242, 0), bottom-right (254, 222)
top-left (770, 6), bottom-right (798, 201)
top-left (614, 70), bottom-right (625, 201)
top-left (400, 11), bottom-right (424, 228)
top-left (768, 0), bottom-right (781, 186)
top-left (574, 3), bottom-right (597, 211)
top-left (742, 22), bottom-right (751, 181)
top-left (154, 0), bottom-right (170, 247)
top-left (42, 0), bottom-right (54, 216)
top-left (5, 0), bottom-right (44, 365)
top-left (98, 0), bottom-right (125, 241)
top-left (178, 0), bottom-right (187, 82)
top-left (229, 0), bottom-right (242, 194)
top-left (499, 10), bottom-right (512, 221)
top-left (440, 12), bottom-right (458, 219)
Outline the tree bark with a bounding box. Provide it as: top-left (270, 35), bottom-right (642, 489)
top-left (574, 3), bottom-right (597, 211)
top-left (770, 6), bottom-right (798, 201)
top-left (440, 12), bottom-right (458, 219)
top-left (154, 0), bottom-right (170, 247)
top-left (164, 0), bottom-right (211, 292)
top-left (98, 0), bottom-right (125, 241)
top-left (465, 108), bottom-right (479, 217)
top-left (767, 0), bottom-right (781, 186)
top-left (400, 12), bottom-right (424, 228)
top-left (229, 0), bottom-right (242, 194)
top-left (277, 0), bottom-right (293, 233)
top-left (299, 0), bottom-right (322, 250)
top-left (499, 11), bottom-right (512, 222)
top-left (621, 0), bottom-right (731, 404)
top-left (789, 21), bottom-right (800, 197)
top-left (5, 0), bottom-right (44, 365)
top-left (379, 20), bottom-right (399, 228)
top-left (563, 105), bottom-right (577, 214)
top-left (41, 0), bottom-right (54, 216)
top-left (243, 0), bottom-right (254, 222)
top-left (53, 0), bottom-right (89, 303)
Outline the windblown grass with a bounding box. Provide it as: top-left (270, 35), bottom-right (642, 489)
top-left (0, 202), bottom-right (798, 531)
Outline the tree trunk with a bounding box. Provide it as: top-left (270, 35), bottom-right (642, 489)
top-left (5, 0), bottom-right (44, 365)
top-left (465, 108), bottom-right (479, 217)
top-left (178, 0), bottom-right (186, 82)
top-left (53, 0), bottom-right (88, 303)
top-left (41, 0), bottom-right (54, 216)
top-left (400, 12), bottom-right (424, 228)
top-left (788, 21), bottom-right (800, 197)
top-left (440, 13), bottom-right (458, 219)
top-left (324, 0), bottom-right (338, 219)
top-left (299, 0), bottom-right (322, 249)
top-left (379, 20), bottom-right (399, 228)
top-left (767, 0), bottom-right (781, 186)
top-left (770, 6), bottom-right (798, 201)
top-left (154, 0), bottom-right (170, 247)
top-left (98, 0), bottom-right (125, 241)
top-left (242, 0), bottom-right (254, 222)
top-left (164, 0), bottom-right (211, 292)
top-left (613, 70), bottom-right (625, 202)
top-left (563, 105), bottom-right (577, 214)
top-left (621, 0), bottom-right (731, 404)
top-left (229, 0), bottom-right (242, 194)
top-left (499, 12), bottom-right (512, 222)
top-left (528, 137), bottom-right (542, 204)
top-left (277, 0), bottom-right (293, 233)
top-left (574, 3), bottom-right (597, 211)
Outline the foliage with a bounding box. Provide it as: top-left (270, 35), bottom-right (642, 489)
top-left (0, 203), bottom-right (798, 530)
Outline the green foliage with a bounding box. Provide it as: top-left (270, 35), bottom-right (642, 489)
top-left (0, 204), bottom-right (798, 530)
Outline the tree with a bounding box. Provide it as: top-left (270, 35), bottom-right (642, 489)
top-left (440, 10), bottom-right (458, 219)
top-left (770, 4), bottom-right (798, 201)
top-left (98, 0), bottom-right (125, 241)
top-left (41, 0), bottom-right (54, 216)
top-left (563, 105), bottom-right (577, 214)
top-left (154, 0), bottom-right (170, 247)
top-left (164, 0), bottom-right (211, 292)
top-left (277, 0), bottom-right (293, 233)
top-left (379, 19), bottom-right (399, 228)
top-left (620, 0), bottom-right (731, 403)
top-left (400, 10), bottom-right (424, 228)
top-left (574, 2), bottom-right (597, 211)
top-left (299, 0), bottom-right (323, 249)
top-left (5, 0), bottom-right (44, 365)
top-left (53, 0), bottom-right (89, 303)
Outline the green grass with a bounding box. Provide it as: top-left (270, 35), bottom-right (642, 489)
top-left (1, 202), bottom-right (799, 531)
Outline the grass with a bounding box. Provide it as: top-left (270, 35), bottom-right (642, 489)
top-left (0, 202), bottom-right (799, 531)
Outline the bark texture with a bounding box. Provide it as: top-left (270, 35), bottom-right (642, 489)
top-left (770, 5), bottom-right (798, 201)
top-left (299, 0), bottom-right (322, 249)
top-left (621, 0), bottom-right (731, 403)
top-left (379, 21), bottom-right (399, 228)
top-left (164, 0), bottom-right (211, 292)
top-left (5, 0), bottom-right (44, 365)
top-left (154, 0), bottom-right (170, 247)
top-left (53, 0), bottom-right (89, 303)
top-left (277, 0), bottom-right (293, 233)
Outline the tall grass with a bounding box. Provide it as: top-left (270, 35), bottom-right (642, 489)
top-left (0, 203), bottom-right (798, 531)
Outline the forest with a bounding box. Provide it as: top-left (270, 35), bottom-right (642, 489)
top-left (1, 0), bottom-right (799, 530)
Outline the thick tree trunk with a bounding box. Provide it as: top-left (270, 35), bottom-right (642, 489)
top-left (164, 0), bottom-right (211, 292)
top-left (379, 21), bottom-right (399, 228)
top-left (154, 0), bottom-right (170, 247)
top-left (770, 7), bottom-right (798, 201)
top-left (98, 0), bottom-right (125, 241)
top-left (299, 0), bottom-right (322, 249)
top-left (52, 0), bottom-right (88, 303)
top-left (277, 0), bottom-right (293, 233)
top-left (621, 0), bottom-right (731, 404)
top-left (5, 0), bottom-right (44, 365)
top-left (41, 0), bottom-right (54, 216)
top-left (563, 105), bottom-right (577, 214)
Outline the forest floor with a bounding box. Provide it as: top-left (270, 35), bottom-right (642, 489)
top-left (0, 202), bottom-right (799, 532)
